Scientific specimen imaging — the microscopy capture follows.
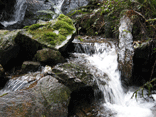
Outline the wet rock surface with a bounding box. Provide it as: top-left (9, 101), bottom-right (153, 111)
top-left (0, 75), bottom-right (71, 117)
top-left (61, 0), bottom-right (89, 14)
top-left (132, 39), bottom-right (156, 87)
top-left (34, 48), bottom-right (65, 65)
top-left (118, 16), bottom-right (134, 86)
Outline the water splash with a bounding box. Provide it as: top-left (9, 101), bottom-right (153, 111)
top-left (0, 0), bottom-right (27, 27)
top-left (72, 37), bottom-right (155, 117)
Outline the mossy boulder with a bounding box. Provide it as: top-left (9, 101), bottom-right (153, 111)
top-left (0, 14), bottom-right (75, 70)
top-left (34, 48), bottom-right (65, 65)
top-left (23, 14), bottom-right (76, 52)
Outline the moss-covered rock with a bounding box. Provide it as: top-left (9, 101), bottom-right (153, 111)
top-left (23, 14), bottom-right (76, 51)
top-left (34, 48), bottom-right (65, 65)
top-left (0, 14), bottom-right (75, 70)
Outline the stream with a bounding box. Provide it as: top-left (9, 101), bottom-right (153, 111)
top-left (0, 0), bottom-right (27, 27)
top-left (0, 0), bottom-right (156, 116)
top-left (72, 37), bottom-right (156, 117)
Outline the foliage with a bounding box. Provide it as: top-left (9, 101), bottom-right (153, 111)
top-left (68, 0), bottom-right (156, 38)
top-left (131, 78), bottom-right (156, 99)
top-left (78, 36), bottom-right (83, 42)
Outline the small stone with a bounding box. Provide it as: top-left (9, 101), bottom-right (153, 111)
top-left (34, 48), bottom-right (65, 65)
top-left (21, 61), bottom-right (41, 73)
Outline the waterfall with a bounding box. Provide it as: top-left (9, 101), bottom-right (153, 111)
top-left (72, 34), bottom-right (155, 116)
top-left (0, 0), bottom-right (27, 27)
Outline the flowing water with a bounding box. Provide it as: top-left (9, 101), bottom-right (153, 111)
top-left (73, 37), bottom-right (155, 117)
top-left (0, 0), bottom-right (27, 27)
top-left (71, 16), bottom-right (156, 117)
top-left (0, 1), bottom-right (156, 116)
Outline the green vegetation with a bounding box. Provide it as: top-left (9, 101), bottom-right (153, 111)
top-left (0, 93), bottom-right (8, 97)
top-left (131, 78), bottom-right (156, 99)
top-left (24, 24), bottom-right (44, 30)
top-left (53, 20), bottom-right (75, 33)
top-left (69, 0), bottom-right (156, 38)
top-left (24, 14), bottom-right (75, 47)
top-left (78, 36), bottom-right (83, 42)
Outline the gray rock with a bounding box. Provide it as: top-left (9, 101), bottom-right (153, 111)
top-left (0, 75), bottom-right (71, 117)
top-left (34, 48), bottom-right (65, 65)
top-left (118, 16), bottom-right (134, 85)
top-left (0, 30), bottom-right (21, 69)
top-left (61, 0), bottom-right (89, 14)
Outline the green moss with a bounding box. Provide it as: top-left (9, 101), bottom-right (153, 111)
top-left (53, 20), bottom-right (75, 33)
top-left (57, 34), bottom-right (66, 42)
top-left (42, 32), bottom-right (57, 45)
top-left (38, 14), bottom-right (52, 21)
top-left (29, 24), bottom-right (43, 30)
top-left (24, 14), bottom-right (75, 47)
top-left (49, 86), bottom-right (70, 104)
top-left (58, 14), bottom-right (73, 25)
top-left (3, 31), bottom-right (9, 35)
top-left (23, 26), bottom-right (29, 29)
top-left (59, 28), bottom-right (68, 36)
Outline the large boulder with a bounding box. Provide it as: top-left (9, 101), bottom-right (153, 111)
top-left (0, 61), bottom-right (100, 116)
top-left (0, 30), bottom-right (21, 70)
top-left (0, 14), bottom-right (75, 70)
top-left (132, 39), bottom-right (156, 87)
top-left (23, 14), bottom-right (76, 52)
top-left (0, 29), bottom-right (44, 70)
top-left (0, 75), bottom-right (71, 117)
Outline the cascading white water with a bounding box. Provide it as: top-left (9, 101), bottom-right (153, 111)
top-left (0, 0), bottom-right (27, 27)
top-left (73, 37), bottom-right (155, 117)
